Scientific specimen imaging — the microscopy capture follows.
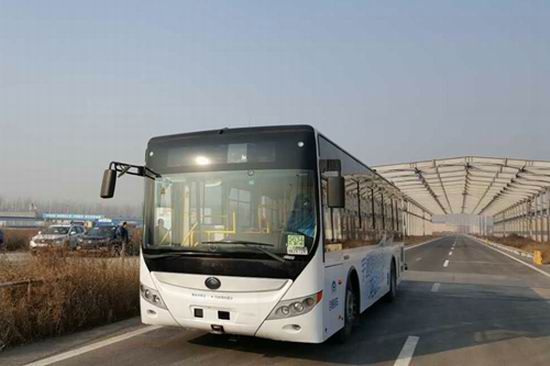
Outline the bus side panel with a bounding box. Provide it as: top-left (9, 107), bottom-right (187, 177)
top-left (323, 253), bottom-right (345, 340)
top-left (358, 246), bottom-right (384, 312)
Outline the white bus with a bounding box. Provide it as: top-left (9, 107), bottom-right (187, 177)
top-left (101, 125), bottom-right (408, 343)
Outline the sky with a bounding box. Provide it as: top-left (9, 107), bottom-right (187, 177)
top-left (1, 0), bottom-right (549, 208)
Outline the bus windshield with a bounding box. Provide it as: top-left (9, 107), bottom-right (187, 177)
top-left (145, 169), bottom-right (317, 257)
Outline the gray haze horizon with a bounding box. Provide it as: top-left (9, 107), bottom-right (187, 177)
top-left (1, 1), bottom-right (549, 209)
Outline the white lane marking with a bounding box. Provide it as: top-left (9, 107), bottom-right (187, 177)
top-left (431, 283), bottom-right (441, 292)
top-left (415, 257), bottom-right (422, 261)
top-left (449, 251), bottom-right (453, 256)
top-left (24, 325), bottom-right (162, 366)
top-left (473, 238), bottom-right (550, 279)
top-left (443, 260), bottom-right (449, 267)
top-left (394, 336), bottom-right (420, 366)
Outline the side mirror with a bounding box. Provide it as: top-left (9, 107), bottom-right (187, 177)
top-left (101, 169), bottom-right (117, 199)
top-left (327, 176), bottom-right (345, 208)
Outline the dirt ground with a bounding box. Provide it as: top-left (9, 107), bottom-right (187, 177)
top-left (483, 234), bottom-right (550, 264)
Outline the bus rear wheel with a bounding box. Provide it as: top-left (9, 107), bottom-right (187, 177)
top-left (336, 279), bottom-right (358, 343)
top-left (384, 260), bottom-right (397, 302)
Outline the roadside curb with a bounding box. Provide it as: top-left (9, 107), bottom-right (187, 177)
top-left (471, 236), bottom-right (533, 259)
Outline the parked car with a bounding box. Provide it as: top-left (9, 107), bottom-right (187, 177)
top-left (30, 224), bottom-right (85, 251)
top-left (76, 225), bottom-right (121, 255)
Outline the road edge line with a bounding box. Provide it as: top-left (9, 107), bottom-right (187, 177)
top-left (405, 237), bottom-right (445, 251)
top-left (24, 325), bottom-right (162, 366)
top-left (474, 237), bottom-right (533, 259)
top-left (394, 335), bottom-right (420, 366)
top-left (471, 237), bottom-right (550, 279)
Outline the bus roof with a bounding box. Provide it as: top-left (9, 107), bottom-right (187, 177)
top-left (147, 124), bottom-right (432, 215)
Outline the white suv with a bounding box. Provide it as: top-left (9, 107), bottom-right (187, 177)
top-left (30, 224), bottom-right (85, 250)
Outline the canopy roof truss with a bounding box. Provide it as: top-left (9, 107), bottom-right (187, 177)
top-left (373, 156), bottom-right (550, 217)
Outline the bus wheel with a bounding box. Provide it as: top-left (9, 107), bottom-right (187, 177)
top-left (384, 261), bottom-right (397, 303)
top-left (336, 279), bottom-right (358, 343)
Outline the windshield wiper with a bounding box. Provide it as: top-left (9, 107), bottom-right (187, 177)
top-left (201, 240), bottom-right (286, 263)
top-left (202, 239), bottom-right (273, 247)
top-left (143, 250), bottom-right (222, 259)
top-left (143, 251), bottom-right (193, 259)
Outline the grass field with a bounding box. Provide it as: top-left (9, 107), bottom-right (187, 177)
top-left (1, 228), bottom-right (39, 251)
top-left (0, 250), bottom-right (139, 349)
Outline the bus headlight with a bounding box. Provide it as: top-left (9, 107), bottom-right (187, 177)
top-left (292, 302), bottom-right (305, 313)
top-left (267, 291), bottom-right (322, 320)
top-left (140, 283), bottom-right (167, 310)
top-left (280, 306), bottom-right (290, 316)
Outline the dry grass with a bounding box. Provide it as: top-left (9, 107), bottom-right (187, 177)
top-left (128, 228), bottom-right (143, 255)
top-left (484, 234), bottom-right (550, 264)
top-left (0, 250), bottom-right (139, 349)
top-left (404, 235), bottom-right (441, 246)
top-left (2, 228), bottom-right (39, 251)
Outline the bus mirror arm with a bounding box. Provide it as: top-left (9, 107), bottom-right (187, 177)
top-left (327, 176), bottom-right (345, 208)
top-left (319, 159), bottom-right (341, 174)
top-left (100, 161), bottom-right (161, 199)
top-left (320, 159), bottom-right (345, 208)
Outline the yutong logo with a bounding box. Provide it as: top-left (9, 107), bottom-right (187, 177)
top-left (205, 277), bottom-right (221, 290)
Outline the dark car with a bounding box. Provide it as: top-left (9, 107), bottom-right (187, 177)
top-left (0, 229), bottom-right (5, 251)
top-left (76, 225), bottom-right (121, 255)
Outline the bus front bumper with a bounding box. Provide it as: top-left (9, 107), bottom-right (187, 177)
top-left (140, 278), bottom-right (325, 343)
top-left (141, 296), bottom-right (325, 343)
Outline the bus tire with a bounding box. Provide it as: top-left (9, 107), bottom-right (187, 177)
top-left (384, 260), bottom-right (397, 303)
top-left (336, 277), bottom-right (358, 343)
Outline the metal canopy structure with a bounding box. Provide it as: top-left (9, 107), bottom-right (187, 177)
top-left (373, 156), bottom-right (550, 218)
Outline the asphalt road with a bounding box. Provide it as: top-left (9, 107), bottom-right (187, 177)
top-left (4, 235), bottom-right (550, 366)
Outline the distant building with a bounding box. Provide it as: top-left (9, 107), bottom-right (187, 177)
top-left (431, 214), bottom-right (493, 236)
top-left (0, 211), bottom-right (44, 228)
top-left (432, 223), bottom-right (459, 234)
top-left (0, 211), bottom-right (108, 228)
top-left (41, 213), bottom-right (104, 222)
